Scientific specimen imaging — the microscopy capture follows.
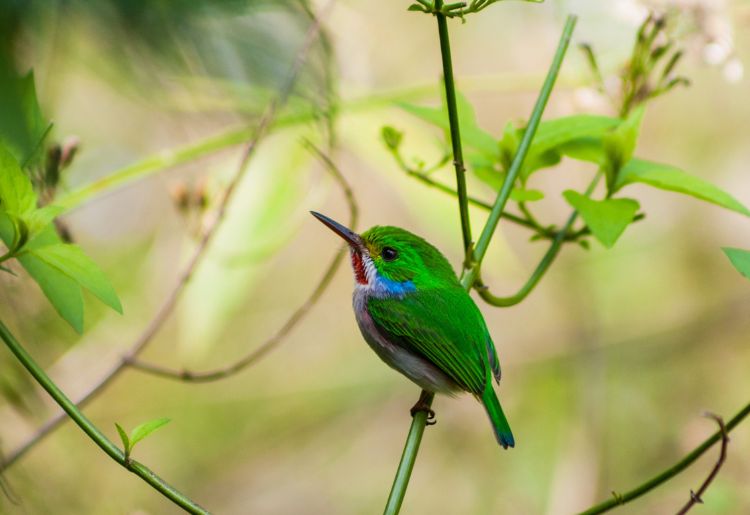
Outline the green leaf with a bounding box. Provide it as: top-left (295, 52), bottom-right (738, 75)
top-left (603, 107), bottom-right (645, 190)
top-left (0, 142), bottom-right (37, 216)
top-left (511, 188), bottom-right (544, 202)
top-left (531, 115), bottom-right (621, 158)
top-left (723, 248), bottom-right (750, 280)
top-left (25, 205), bottom-right (65, 237)
top-left (397, 91), bottom-right (498, 158)
top-left (616, 158), bottom-right (750, 217)
top-left (115, 423), bottom-right (131, 455)
top-left (0, 71), bottom-right (49, 165)
top-left (381, 126), bottom-right (403, 150)
top-left (472, 164), bottom-right (543, 201)
top-left (16, 251), bottom-right (84, 332)
top-left (563, 190), bottom-right (640, 248)
top-left (25, 243), bottom-right (122, 313)
top-left (129, 418), bottom-right (171, 451)
top-left (0, 212), bottom-right (15, 248)
top-left (0, 213), bottom-right (29, 254)
top-left (502, 115), bottom-right (620, 180)
top-left (558, 136), bottom-right (607, 165)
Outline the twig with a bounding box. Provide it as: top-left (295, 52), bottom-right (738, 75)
top-left (124, 140), bottom-right (357, 381)
top-left (0, 321), bottom-right (209, 514)
top-left (435, 0), bottom-right (473, 254)
top-left (462, 15), bottom-right (577, 289)
top-left (0, 445), bottom-right (19, 506)
top-left (383, 14), bottom-right (578, 515)
top-left (579, 401), bottom-right (750, 515)
top-left (475, 169), bottom-right (601, 306)
top-left (675, 413), bottom-right (729, 515)
top-left (1, 0), bottom-right (334, 470)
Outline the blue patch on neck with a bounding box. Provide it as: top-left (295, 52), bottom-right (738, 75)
top-left (372, 275), bottom-right (416, 298)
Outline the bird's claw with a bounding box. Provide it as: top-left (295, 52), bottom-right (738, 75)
top-left (410, 403), bottom-right (437, 426)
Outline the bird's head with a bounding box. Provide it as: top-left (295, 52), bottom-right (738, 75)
top-left (311, 211), bottom-right (458, 290)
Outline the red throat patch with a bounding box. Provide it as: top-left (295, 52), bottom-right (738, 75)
top-left (351, 252), bottom-right (368, 285)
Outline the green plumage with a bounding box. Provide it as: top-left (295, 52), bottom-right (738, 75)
top-left (311, 213), bottom-right (514, 448)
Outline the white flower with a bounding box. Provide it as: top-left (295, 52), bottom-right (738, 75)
top-left (722, 57), bottom-right (744, 83)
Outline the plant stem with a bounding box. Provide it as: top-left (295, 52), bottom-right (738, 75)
top-left (436, 0), bottom-right (472, 254)
top-left (383, 392), bottom-right (434, 515)
top-left (477, 169), bottom-right (600, 306)
top-left (579, 401), bottom-right (750, 515)
top-left (464, 14), bottom-right (577, 287)
top-left (383, 13), bottom-right (577, 515)
top-left (0, 320), bottom-right (208, 514)
top-left (2, 2), bottom-right (332, 470)
top-left (123, 140), bottom-right (357, 382)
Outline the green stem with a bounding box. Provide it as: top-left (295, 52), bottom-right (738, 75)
top-left (383, 392), bottom-right (434, 515)
top-left (579, 401), bottom-right (750, 515)
top-left (477, 170), bottom-right (600, 306)
top-left (383, 12), bottom-right (578, 515)
top-left (464, 14), bottom-right (577, 287)
top-left (54, 125), bottom-right (255, 212)
top-left (0, 320), bottom-right (208, 514)
top-left (461, 14), bottom-right (577, 290)
top-left (478, 209), bottom-right (578, 306)
top-left (436, 0), bottom-right (472, 254)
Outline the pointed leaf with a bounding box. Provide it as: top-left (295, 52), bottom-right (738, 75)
top-left (603, 107), bottom-right (645, 190)
top-left (531, 115), bottom-right (621, 157)
top-left (0, 142), bottom-right (37, 215)
top-left (25, 243), bottom-right (122, 313)
top-left (558, 136), bottom-right (607, 165)
top-left (616, 158), bottom-right (750, 217)
top-left (511, 188), bottom-right (544, 202)
top-left (129, 418), bottom-right (171, 450)
top-left (115, 423), bottom-right (131, 455)
top-left (25, 205), bottom-right (64, 237)
top-left (504, 115), bottom-right (620, 179)
top-left (0, 71), bottom-right (49, 165)
top-left (0, 211), bottom-right (14, 246)
top-left (563, 190), bottom-right (640, 248)
top-left (16, 251), bottom-right (84, 332)
top-left (723, 248), bottom-right (750, 280)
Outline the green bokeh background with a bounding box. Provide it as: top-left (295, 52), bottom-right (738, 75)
top-left (1, 1), bottom-right (749, 513)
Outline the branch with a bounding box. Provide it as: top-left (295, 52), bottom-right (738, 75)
top-left (435, 1), bottom-right (473, 253)
top-left (463, 15), bottom-right (577, 287)
top-left (1, 1), bottom-right (334, 470)
top-left (0, 321), bottom-right (208, 514)
top-left (475, 169), bottom-right (601, 306)
top-left (579, 402), bottom-right (750, 515)
top-left (383, 13), bottom-right (578, 515)
top-left (0, 445), bottom-right (19, 506)
top-left (123, 140), bottom-right (357, 382)
top-left (675, 414), bottom-right (729, 515)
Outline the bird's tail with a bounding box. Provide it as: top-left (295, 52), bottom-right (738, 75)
top-left (481, 386), bottom-right (515, 449)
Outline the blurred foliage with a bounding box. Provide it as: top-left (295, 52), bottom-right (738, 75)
top-left (0, 1), bottom-right (749, 514)
top-left (0, 0), bottom-right (335, 118)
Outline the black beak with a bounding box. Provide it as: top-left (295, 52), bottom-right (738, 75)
top-left (310, 211), bottom-right (362, 249)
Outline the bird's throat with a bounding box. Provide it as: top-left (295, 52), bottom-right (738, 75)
top-left (351, 251), bottom-right (368, 285)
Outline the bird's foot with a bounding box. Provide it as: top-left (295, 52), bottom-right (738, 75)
top-left (410, 396), bottom-right (437, 426)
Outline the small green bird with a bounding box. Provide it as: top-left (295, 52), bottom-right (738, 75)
top-left (311, 212), bottom-right (514, 448)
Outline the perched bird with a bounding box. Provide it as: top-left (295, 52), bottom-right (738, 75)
top-left (311, 212), bottom-right (514, 448)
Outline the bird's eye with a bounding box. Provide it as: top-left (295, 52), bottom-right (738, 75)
top-left (381, 247), bottom-right (398, 262)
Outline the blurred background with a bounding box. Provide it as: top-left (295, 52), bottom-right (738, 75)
top-left (1, 0), bottom-right (749, 513)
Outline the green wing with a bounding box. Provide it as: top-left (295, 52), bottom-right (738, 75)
top-left (367, 287), bottom-right (492, 394)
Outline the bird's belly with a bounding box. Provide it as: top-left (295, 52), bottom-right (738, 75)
top-left (353, 290), bottom-right (459, 395)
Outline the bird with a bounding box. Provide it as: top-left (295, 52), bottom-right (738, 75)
top-left (311, 211), bottom-right (514, 448)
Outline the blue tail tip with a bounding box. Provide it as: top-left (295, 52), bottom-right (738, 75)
top-left (499, 432), bottom-right (515, 449)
